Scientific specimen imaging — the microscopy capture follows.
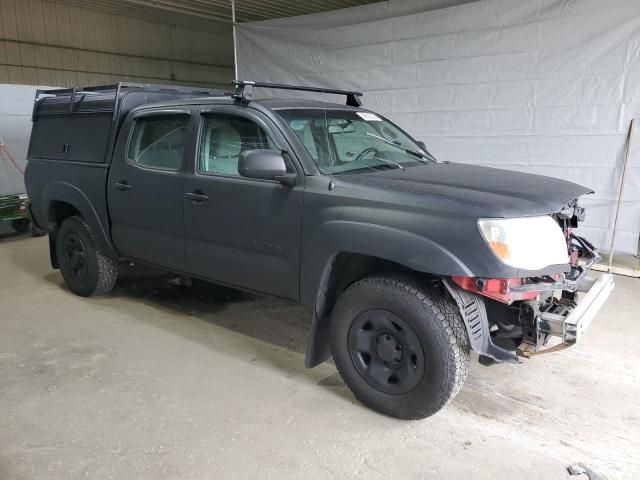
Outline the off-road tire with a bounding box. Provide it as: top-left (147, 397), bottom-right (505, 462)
top-left (11, 218), bottom-right (30, 234)
top-left (330, 275), bottom-right (470, 419)
top-left (56, 216), bottom-right (118, 297)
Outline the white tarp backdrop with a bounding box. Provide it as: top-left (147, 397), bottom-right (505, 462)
top-left (237, 0), bottom-right (640, 255)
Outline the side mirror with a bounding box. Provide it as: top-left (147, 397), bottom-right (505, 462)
top-left (415, 140), bottom-right (427, 152)
top-left (238, 149), bottom-right (297, 186)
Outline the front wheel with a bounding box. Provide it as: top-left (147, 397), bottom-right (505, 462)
top-left (330, 275), bottom-right (470, 419)
top-left (55, 216), bottom-right (118, 297)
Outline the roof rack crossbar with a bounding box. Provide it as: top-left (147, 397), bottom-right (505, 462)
top-left (232, 80), bottom-right (363, 107)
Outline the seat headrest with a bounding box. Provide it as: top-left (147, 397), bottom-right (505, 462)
top-left (212, 125), bottom-right (241, 158)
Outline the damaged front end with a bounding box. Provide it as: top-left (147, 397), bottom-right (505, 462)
top-left (445, 200), bottom-right (615, 363)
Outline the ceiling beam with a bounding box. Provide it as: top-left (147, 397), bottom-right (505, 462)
top-left (51, 0), bottom-right (383, 27)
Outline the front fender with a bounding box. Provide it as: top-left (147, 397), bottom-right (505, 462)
top-left (302, 220), bottom-right (472, 308)
top-left (302, 220), bottom-right (473, 368)
top-left (328, 220), bottom-right (472, 276)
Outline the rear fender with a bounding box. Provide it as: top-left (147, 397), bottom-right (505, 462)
top-left (43, 181), bottom-right (117, 258)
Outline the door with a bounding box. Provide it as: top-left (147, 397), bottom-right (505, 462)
top-left (108, 109), bottom-right (193, 271)
top-left (183, 107), bottom-right (303, 300)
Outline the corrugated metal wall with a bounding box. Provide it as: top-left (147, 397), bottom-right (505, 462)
top-left (0, 0), bottom-right (235, 196)
top-left (0, 0), bottom-right (234, 88)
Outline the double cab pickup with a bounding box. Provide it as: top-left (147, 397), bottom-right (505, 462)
top-left (25, 81), bottom-right (614, 419)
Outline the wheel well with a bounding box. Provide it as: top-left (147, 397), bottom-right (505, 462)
top-left (322, 253), bottom-right (414, 316)
top-left (305, 252), bottom-right (436, 368)
top-left (47, 201), bottom-right (81, 269)
top-left (48, 200), bottom-right (80, 230)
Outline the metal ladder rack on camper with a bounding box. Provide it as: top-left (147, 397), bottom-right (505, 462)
top-left (32, 82), bottom-right (230, 121)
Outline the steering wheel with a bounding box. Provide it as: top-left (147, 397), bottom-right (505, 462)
top-left (354, 147), bottom-right (379, 162)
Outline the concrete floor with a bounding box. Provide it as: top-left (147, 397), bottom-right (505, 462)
top-left (1, 233), bottom-right (639, 480)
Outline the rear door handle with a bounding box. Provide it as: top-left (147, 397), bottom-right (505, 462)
top-left (113, 181), bottom-right (131, 191)
top-left (184, 191), bottom-right (209, 202)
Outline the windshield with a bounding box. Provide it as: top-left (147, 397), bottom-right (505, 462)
top-left (276, 109), bottom-right (435, 174)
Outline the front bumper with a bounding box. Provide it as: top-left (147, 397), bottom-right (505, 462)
top-left (518, 272), bottom-right (615, 357)
top-left (447, 231), bottom-right (614, 362)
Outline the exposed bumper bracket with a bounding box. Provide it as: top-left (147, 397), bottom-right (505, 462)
top-left (519, 273), bottom-right (615, 357)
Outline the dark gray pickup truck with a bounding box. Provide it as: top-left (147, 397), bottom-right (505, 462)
top-left (25, 81), bottom-right (614, 419)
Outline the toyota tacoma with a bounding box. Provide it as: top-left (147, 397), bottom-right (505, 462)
top-left (25, 81), bottom-right (614, 419)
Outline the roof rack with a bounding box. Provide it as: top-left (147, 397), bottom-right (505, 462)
top-left (31, 80), bottom-right (364, 121)
top-left (231, 80), bottom-right (363, 107)
top-left (35, 82), bottom-right (226, 101)
top-left (33, 82), bottom-right (229, 121)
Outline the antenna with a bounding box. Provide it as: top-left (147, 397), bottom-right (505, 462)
top-left (315, 31), bottom-right (335, 190)
top-left (231, 0), bottom-right (238, 80)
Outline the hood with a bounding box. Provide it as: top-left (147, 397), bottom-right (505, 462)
top-left (338, 162), bottom-right (592, 217)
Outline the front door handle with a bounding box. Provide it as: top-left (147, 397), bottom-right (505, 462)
top-left (184, 191), bottom-right (209, 203)
top-left (114, 181), bottom-right (131, 191)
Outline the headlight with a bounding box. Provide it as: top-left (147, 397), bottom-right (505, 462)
top-left (478, 216), bottom-right (568, 270)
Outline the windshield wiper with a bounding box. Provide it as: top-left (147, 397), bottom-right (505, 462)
top-left (365, 132), bottom-right (436, 163)
top-left (373, 156), bottom-right (404, 170)
top-left (333, 163), bottom-right (398, 175)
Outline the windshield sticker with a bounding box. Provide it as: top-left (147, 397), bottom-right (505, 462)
top-left (356, 112), bottom-right (382, 121)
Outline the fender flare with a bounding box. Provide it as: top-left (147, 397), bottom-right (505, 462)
top-left (43, 181), bottom-right (117, 258)
top-left (304, 221), bottom-right (473, 368)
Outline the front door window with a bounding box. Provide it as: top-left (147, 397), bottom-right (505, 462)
top-left (199, 114), bottom-right (278, 176)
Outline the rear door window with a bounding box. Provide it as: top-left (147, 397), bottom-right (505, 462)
top-left (127, 115), bottom-right (190, 170)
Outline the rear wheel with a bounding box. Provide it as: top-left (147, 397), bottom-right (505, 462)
top-left (330, 275), bottom-right (470, 419)
top-left (56, 216), bottom-right (118, 297)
